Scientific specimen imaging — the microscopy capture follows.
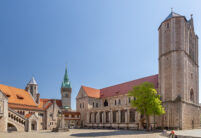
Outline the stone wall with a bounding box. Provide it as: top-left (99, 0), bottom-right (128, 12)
top-left (181, 102), bottom-right (200, 129)
top-left (0, 91), bottom-right (8, 132)
top-left (45, 101), bottom-right (60, 130)
top-left (159, 15), bottom-right (200, 129)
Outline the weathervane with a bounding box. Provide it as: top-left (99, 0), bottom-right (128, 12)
top-left (171, 8), bottom-right (173, 13)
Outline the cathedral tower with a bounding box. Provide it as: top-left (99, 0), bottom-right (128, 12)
top-left (25, 77), bottom-right (40, 104)
top-left (61, 67), bottom-right (72, 110)
top-left (159, 11), bottom-right (199, 129)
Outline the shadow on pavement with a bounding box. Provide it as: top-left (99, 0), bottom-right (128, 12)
top-left (70, 130), bottom-right (156, 137)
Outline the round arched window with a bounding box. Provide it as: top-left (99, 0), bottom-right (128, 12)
top-left (104, 100), bottom-right (108, 107)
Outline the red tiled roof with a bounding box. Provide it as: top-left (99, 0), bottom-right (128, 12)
top-left (82, 86), bottom-right (100, 98)
top-left (82, 74), bottom-right (158, 98)
top-left (39, 99), bottom-right (62, 110)
top-left (100, 74), bottom-right (158, 98)
top-left (25, 113), bottom-right (33, 118)
top-left (0, 84), bottom-right (37, 106)
top-left (56, 100), bottom-right (62, 107)
top-left (0, 84), bottom-right (37, 107)
top-left (0, 84), bottom-right (62, 111)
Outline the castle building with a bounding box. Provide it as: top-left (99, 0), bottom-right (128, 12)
top-left (0, 68), bottom-right (80, 132)
top-left (76, 11), bottom-right (200, 129)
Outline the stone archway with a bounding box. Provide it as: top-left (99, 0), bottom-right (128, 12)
top-left (7, 123), bottom-right (17, 132)
top-left (31, 120), bottom-right (37, 131)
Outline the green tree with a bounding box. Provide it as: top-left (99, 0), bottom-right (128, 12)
top-left (128, 82), bottom-right (165, 130)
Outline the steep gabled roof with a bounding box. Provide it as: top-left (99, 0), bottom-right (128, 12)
top-left (0, 84), bottom-right (37, 107)
top-left (100, 74), bottom-right (158, 98)
top-left (38, 98), bottom-right (62, 110)
top-left (0, 84), bottom-right (62, 111)
top-left (82, 86), bottom-right (100, 98)
top-left (81, 74), bottom-right (158, 98)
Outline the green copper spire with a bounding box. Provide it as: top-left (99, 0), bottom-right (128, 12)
top-left (61, 67), bottom-right (71, 88)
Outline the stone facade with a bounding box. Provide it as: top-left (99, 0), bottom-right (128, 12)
top-left (77, 93), bottom-right (143, 129)
top-left (159, 12), bottom-right (200, 129)
top-left (0, 91), bottom-right (8, 132)
top-left (45, 101), bottom-right (61, 130)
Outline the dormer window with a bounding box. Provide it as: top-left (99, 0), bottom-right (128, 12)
top-left (16, 94), bottom-right (24, 100)
top-left (6, 94), bottom-right (11, 98)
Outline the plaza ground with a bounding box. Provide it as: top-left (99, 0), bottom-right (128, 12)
top-left (0, 129), bottom-right (166, 138)
top-left (173, 129), bottom-right (201, 137)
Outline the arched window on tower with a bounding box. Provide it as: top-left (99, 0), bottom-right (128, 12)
top-left (104, 100), bottom-right (108, 107)
top-left (30, 85), bottom-right (33, 95)
top-left (190, 89), bottom-right (194, 102)
top-left (64, 93), bottom-right (68, 98)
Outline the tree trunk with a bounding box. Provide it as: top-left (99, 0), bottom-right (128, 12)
top-left (154, 113), bottom-right (155, 130)
top-left (145, 114), bottom-right (149, 131)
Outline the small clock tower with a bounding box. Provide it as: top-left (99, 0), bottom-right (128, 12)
top-left (61, 67), bottom-right (72, 110)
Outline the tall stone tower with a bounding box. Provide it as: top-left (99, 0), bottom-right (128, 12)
top-left (158, 11), bottom-right (199, 129)
top-left (25, 77), bottom-right (40, 104)
top-left (61, 67), bottom-right (72, 110)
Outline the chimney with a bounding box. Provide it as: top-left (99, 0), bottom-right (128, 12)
top-left (36, 93), bottom-right (40, 104)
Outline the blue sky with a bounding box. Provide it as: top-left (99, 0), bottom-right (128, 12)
top-left (0, 0), bottom-right (201, 110)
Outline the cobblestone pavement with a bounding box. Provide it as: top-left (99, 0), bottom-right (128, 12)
top-left (0, 129), bottom-right (166, 138)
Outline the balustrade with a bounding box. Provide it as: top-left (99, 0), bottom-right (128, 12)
top-left (8, 108), bottom-right (26, 126)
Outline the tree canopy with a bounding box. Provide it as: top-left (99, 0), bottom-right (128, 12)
top-left (128, 82), bottom-right (165, 129)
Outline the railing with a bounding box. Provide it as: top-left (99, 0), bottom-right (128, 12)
top-left (8, 108), bottom-right (27, 127)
